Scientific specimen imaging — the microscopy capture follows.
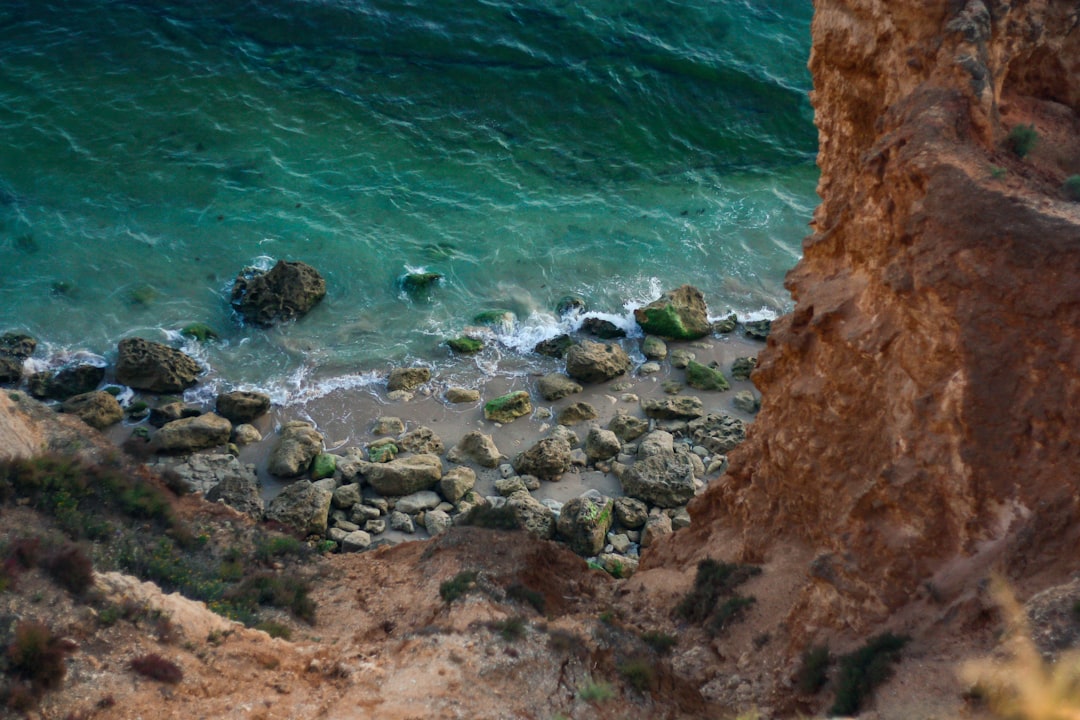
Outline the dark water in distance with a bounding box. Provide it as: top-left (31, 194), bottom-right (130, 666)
top-left (0, 0), bottom-right (816, 403)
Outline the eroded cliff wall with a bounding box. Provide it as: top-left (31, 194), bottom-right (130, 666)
top-left (653, 0), bottom-right (1080, 633)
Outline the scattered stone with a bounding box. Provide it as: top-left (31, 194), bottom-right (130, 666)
top-left (513, 437), bottom-right (572, 481)
top-left (29, 363), bottom-right (106, 400)
top-left (61, 391), bottom-right (122, 429)
top-left (534, 334), bottom-right (574, 358)
top-left (570, 448), bottom-right (588, 467)
top-left (425, 510), bottom-right (452, 536)
top-left (368, 441), bottom-right (398, 463)
top-left (614, 497), bottom-right (649, 529)
top-left (310, 453), bottom-right (337, 480)
top-left (439, 466), bottom-right (476, 503)
top-left (445, 387), bottom-right (480, 403)
top-left (686, 360), bottom-right (730, 391)
top-left (386, 390), bottom-right (413, 402)
top-left (557, 401), bottom-right (598, 426)
top-left (608, 533), bottom-right (632, 554)
top-left (498, 463), bottom-right (516, 479)
top-left (215, 390), bottom-right (271, 423)
top-left (642, 335), bottom-right (668, 360)
top-left (447, 336), bottom-right (483, 354)
top-left (337, 448), bottom-right (366, 481)
top-left (565, 340), bottom-right (631, 384)
top-left (395, 490), bottom-right (442, 515)
top-left (365, 518), bottom-right (386, 535)
top-left (557, 495), bottom-right (614, 556)
top-left (608, 413), bottom-right (648, 443)
top-left (484, 391), bottom-right (532, 423)
top-left (671, 507), bottom-right (692, 530)
top-left (351, 504), bottom-right (381, 524)
top-left (154, 413), bottom-right (232, 453)
top-left (642, 396), bottom-right (704, 420)
top-left (733, 390), bottom-right (761, 414)
top-left (633, 285), bottom-right (711, 340)
top-left (116, 338), bottom-right (200, 393)
top-left (364, 454), bottom-right (443, 496)
top-left (326, 528), bottom-right (347, 544)
top-left (268, 421), bottom-right (324, 478)
top-left (333, 483), bottom-right (363, 510)
top-left (387, 367), bottom-right (431, 392)
top-left (341, 530), bottom-right (372, 552)
top-left (448, 431), bottom-right (502, 468)
top-left (389, 511), bottom-right (415, 533)
top-left (585, 427), bottom-right (621, 462)
top-left (744, 319), bottom-right (772, 340)
top-left (597, 553), bottom-right (638, 578)
top-left (231, 260), bottom-right (326, 326)
top-left (731, 357), bottom-right (758, 380)
top-left (521, 475), bottom-right (541, 491)
top-left (555, 295), bottom-right (587, 317)
top-left (620, 454), bottom-right (696, 508)
top-left (505, 491), bottom-right (556, 539)
top-left (334, 519), bottom-right (359, 533)
top-left (185, 455), bottom-right (263, 518)
top-left (662, 381), bottom-right (683, 394)
top-left (266, 480), bottom-right (333, 535)
top-left (641, 512), bottom-right (673, 548)
top-left (638, 362), bottom-right (661, 375)
top-left (581, 317), bottom-right (626, 339)
top-left (687, 414), bottom-right (747, 454)
top-left (711, 314), bottom-right (738, 334)
top-left (148, 402), bottom-right (200, 428)
top-left (495, 476), bottom-right (529, 497)
top-left (365, 497), bottom-right (389, 514)
top-left (398, 426), bottom-right (444, 455)
top-left (537, 373), bottom-right (583, 401)
top-left (548, 424), bottom-right (580, 448)
top-left (231, 424), bottom-right (262, 446)
top-left (669, 349), bottom-right (695, 369)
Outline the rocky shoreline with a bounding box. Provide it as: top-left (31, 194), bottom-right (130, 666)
top-left (1, 275), bottom-right (768, 575)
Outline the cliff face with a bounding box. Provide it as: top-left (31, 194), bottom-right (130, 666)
top-left (655, 0), bottom-right (1080, 633)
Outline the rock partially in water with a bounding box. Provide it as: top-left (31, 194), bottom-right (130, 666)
top-left (581, 317), bottom-right (626, 339)
top-left (633, 285), bottom-right (711, 340)
top-left (565, 340), bottom-right (631, 384)
top-left (387, 366), bottom-right (431, 392)
top-left (116, 338), bottom-right (199, 393)
top-left (215, 390), bottom-right (271, 424)
top-left (61, 391), bottom-right (122, 430)
top-left (484, 391), bottom-right (532, 423)
top-left (230, 260), bottom-right (326, 326)
top-left (534, 334), bottom-right (574, 358)
top-left (536, 373), bottom-right (582, 401)
top-left (29, 363), bottom-right (106, 400)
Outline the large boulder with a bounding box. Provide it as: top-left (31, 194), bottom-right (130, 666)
top-left (153, 413), bottom-right (232, 453)
top-left (0, 357), bottom-right (22, 386)
top-left (61, 391), bottom-right (123, 429)
top-left (536, 373), bottom-right (583, 402)
top-left (265, 480), bottom-right (332, 535)
top-left (565, 341), bottom-right (631, 384)
top-left (620, 454), bottom-right (696, 508)
top-left (557, 495), bottom-right (615, 556)
top-left (685, 360), bottom-right (730, 392)
top-left (387, 367), bottom-right (431, 392)
top-left (28, 363), bottom-right (106, 400)
top-left (230, 260), bottom-right (326, 326)
top-left (585, 427), bottom-right (621, 462)
top-left (215, 390), bottom-right (271, 423)
top-left (398, 426), bottom-right (444, 455)
top-left (633, 285), bottom-right (710, 340)
top-left (0, 333), bottom-right (34, 387)
top-left (513, 437), bottom-right (572, 481)
top-left (364, 454), bottom-right (443, 496)
top-left (438, 466), bottom-right (476, 503)
top-left (505, 491), bottom-right (556, 539)
top-left (268, 421), bottom-right (324, 478)
top-left (115, 338), bottom-right (200, 393)
top-left (483, 391), bottom-right (532, 423)
top-left (641, 396), bottom-right (705, 420)
top-left (447, 431), bottom-right (502, 468)
top-left (687, 414), bottom-right (747, 454)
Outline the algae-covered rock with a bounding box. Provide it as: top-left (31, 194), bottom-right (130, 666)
top-left (473, 309), bottom-right (515, 327)
top-left (446, 336), bottom-right (483, 354)
top-left (368, 440), bottom-right (398, 463)
top-left (484, 391), bottom-right (532, 423)
top-left (180, 323), bottom-right (219, 342)
top-left (685, 360), bottom-right (730, 392)
top-left (401, 272), bottom-right (442, 297)
top-left (557, 495), bottom-right (615, 556)
top-left (231, 260), bottom-right (326, 326)
top-left (633, 285), bottom-right (711, 340)
top-left (534, 334), bottom-right (574, 358)
top-left (387, 366), bottom-right (431, 392)
top-left (310, 453), bottom-right (337, 480)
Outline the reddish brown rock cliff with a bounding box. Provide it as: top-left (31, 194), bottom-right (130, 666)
top-left (651, 0), bottom-right (1080, 637)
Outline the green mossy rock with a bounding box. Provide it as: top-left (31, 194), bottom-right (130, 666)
top-left (402, 272), bottom-right (442, 296)
top-left (447, 336), bottom-right (483, 354)
top-left (633, 285), bottom-right (711, 341)
top-left (484, 391), bottom-right (533, 424)
top-left (473, 310), bottom-right (515, 327)
top-left (369, 442), bottom-right (399, 464)
top-left (555, 295), bottom-right (587, 317)
top-left (311, 453), bottom-right (337, 480)
top-left (686, 360), bottom-right (730, 392)
top-left (181, 323), bottom-right (220, 342)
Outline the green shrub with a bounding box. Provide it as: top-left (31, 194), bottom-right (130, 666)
top-left (578, 677), bottom-right (614, 703)
top-left (506, 583), bottom-right (545, 614)
top-left (5, 620), bottom-right (73, 696)
top-left (675, 559), bottom-right (761, 624)
top-left (796, 644), bottom-right (831, 694)
top-left (1064, 175), bottom-right (1080, 202)
top-left (129, 653), bottom-right (183, 684)
top-left (1007, 124), bottom-right (1038, 158)
top-left (709, 595), bottom-right (756, 636)
top-left (641, 630), bottom-right (678, 654)
top-left (254, 621), bottom-right (292, 640)
top-left (43, 543), bottom-right (94, 596)
top-left (254, 534), bottom-right (308, 564)
top-left (490, 615), bottom-right (527, 642)
top-left (618, 656), bottom-right (655, 693)
top-left (830, 633), bottom-right (909, 716)
top-left (225, 573), bottom-right (316, 625)
top-left (439, 571), bottom-right (478, 603)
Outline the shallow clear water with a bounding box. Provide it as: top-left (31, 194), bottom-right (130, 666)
top-left (0, 0), bottom-right (815, 402)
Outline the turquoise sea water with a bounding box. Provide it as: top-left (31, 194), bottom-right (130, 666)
top-left (0, 0), bottom-right (815, 403)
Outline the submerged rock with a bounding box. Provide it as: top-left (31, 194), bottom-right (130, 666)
top-left (230, 260), bottom-right (326, 326)
top-left (401, 272), bottom-right (442, 297)
top-left (633, 285), bottom-right (711, 340)
top-left (446, 336), bottom-right (483, 354)
top-left (555, 295), bottom-right (587, 317)
top-left (0, 332), bottom-right (36, 360)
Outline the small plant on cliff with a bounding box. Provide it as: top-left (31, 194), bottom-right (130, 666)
top-left (1007, 124), bottom-right (1039, 158)
top-left (618, 656), bottom-right (656, 693)
top-left (1064, 175), bottom-right (1080, 202)
top-left (830, 632), bottom-right (909, 716)
top-left (578, 677), bottom-right (614, 703)
top-left (439, 570), bottom-right (478, 603)
top-left (43, 542), bottom-right (94, 597)
top-left (129, 653), bottom-right (183, 684)
top-left (796, 643), bottom-right (832, 694)
top-left (4, 620), bottom-right (75, 701)
top-left (675, 559), bottom-right (761, 634)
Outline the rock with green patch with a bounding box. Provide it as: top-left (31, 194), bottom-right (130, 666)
top-left (368, 440), bottom-right (398, 463)
top-left (557, 495), bottom-right (615, 556)
top-left (180, 323), bottom-right (219, 342)
top-left (310, 453), bottom-right (337, 480)
top-left (686, 360), bottom-right (730, 392)
top-left (597, 553), bottom-right (638, 579)
top-left (401, 272), bottom-right (442, 297)
top-left (446, 336), bottom-right (483, 354)
top-left (484, 391), bottom-right (533, 423)
top-left (473, 309), bottom-right (515, 327)
top-left (633, 285), bottom-right (711, 340)
top-left (534, 334), bottom-right (574, 358)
